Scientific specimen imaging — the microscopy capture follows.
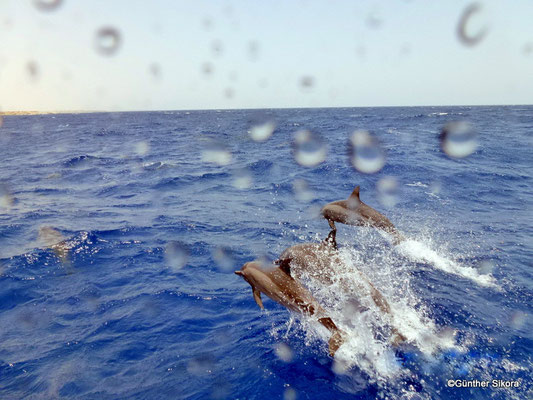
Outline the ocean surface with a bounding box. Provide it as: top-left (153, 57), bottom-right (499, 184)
top-left (0, 106), bottom-right (531, 400)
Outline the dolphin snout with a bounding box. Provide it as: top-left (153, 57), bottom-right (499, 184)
top-left (234, 270), bottom-right (243, 276)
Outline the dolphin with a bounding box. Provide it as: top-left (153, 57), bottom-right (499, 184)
top-left (235, 260), bottom-right (345, 356)
top-left (276, 230), bottom-right (406, 344)
top-left (321, 186), bottom-right (404, 244)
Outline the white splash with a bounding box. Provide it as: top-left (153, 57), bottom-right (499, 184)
top-left (274, 245), bottom-right (460, 381)
top-left (395, 239), bottom-right (498, 288)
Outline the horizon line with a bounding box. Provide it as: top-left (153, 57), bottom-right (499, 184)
top-left (1, 103), bottom-right (532, 116)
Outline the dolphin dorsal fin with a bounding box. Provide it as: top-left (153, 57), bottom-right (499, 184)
top-left (349, 186), bottom-right (361, 200)
top-left (277, 258), bottom-right (292, 277)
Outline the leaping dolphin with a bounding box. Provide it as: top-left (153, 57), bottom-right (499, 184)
top-left (235, 260), bottom-right (346, 356)
top-left (321, 186), bottom-right (404, 244)
top-left (276, 230), bottom-right (406, 344)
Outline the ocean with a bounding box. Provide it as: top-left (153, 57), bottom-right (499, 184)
top-left (0, 106), bottom-right (531, 399)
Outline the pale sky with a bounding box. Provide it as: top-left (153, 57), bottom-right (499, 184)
top-left (0, 0), bottom-right (532, 111)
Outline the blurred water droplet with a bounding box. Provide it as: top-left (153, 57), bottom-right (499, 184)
top-left (212, 247), bottom-right (235, 272)
top-left (349, 130), bottom-right (385, 173)
top-left (478, 259), bottom-right (494, 275)
top-left (429, 180), bottom-right (442, 196)
top-left (95, 27), bottom-right (122, 56)
top-left (211, 40), bottom-right (223, 56)
top-left (224, 88), bottom-right (235, 99)
top-left (284, 387), bottom-right (297, 400)
top-left (149, 63), bottom-right (161, 79)
top-left (187, 353), bottom-right (216, 375)
top-left (250, 121), bottom-right (275, 142)
top-left (201, 62), bottom-right (214, 76)
top-left (211, 379), bottom-right (232, 400)
top-left (202, 18), bottom-right (213, 30)
top-left (33, 0), bottom-right (62, 12)
top-left (523, 42), bottom-right (533, 55)
top-left (0, 115), bottom-right (3, 128)
top-left (248, 41), bottom-right (259, 61)
top-left (307, 204), bottom-right (322, 220)
top-left (457, 3), bottom-right (488, 47)
top-left (135, 141), bottom-right (150, 156)
top-left (274, 343), bottom-right (294, 362)
top-left (293, 130), bottom-right (327, 167)
top-left (292, 179), bottom-right (314, 202)
top-left (39, 226), bottom-right (65, 247)
top-left (39, 226), bottom-right (69, 264)
top-left (0, 183), bottom-right (14, 209)
top-left (232, 167), bottom-right (252, 189)
top-left (439, 121), bottom-right (477, 158)
top-left (202, 141), bottom-right (232, 166)
top-left (165, 241), bottom-right (189, 271)
top-left (509, 311), bottom-right (527, 330)
top-left (366, 12), bottom-right (383, 29)
top-left (377, 176), bottom-right (398, 207)
top-left (27, 61), bottom-right (39, 80)
top-left (300, 76), bottom-right (314, 88)
top-left (17, 310), bottom-right (39, 329)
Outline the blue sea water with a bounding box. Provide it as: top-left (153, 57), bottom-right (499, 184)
top-left (0, 106), bottom-right (531, 399)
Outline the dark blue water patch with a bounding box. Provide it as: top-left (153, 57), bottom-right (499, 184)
top-left (0, 107), bottom-right (532, 399)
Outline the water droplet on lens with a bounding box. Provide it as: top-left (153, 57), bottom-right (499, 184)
top-left (0, 183), bottom-right (14, 209)
top-left (300, 76), bottom-right (314, 88)
top-left (248, 41), bottom-right (259, 61)
top-left (211, 40), bottom-right (223, 56)
top-left (293, 130), bottom-right (327, 167)
top-left (212, 247), bottom-right (235, 272)
top-left (165, 241), bottom-right (189, 271)
top-left (39, 226), bottom-right (65, 247)
top-left (135, 141), bottom-right (150, 156)
top-left (349, 130), bottom-right (385, 173)
top-left (232, 167), bottom-right (252, 189)
top-left (149, 63), bottom-right (161, 79)
top-left (439, 121), bottom-right (477, 158)
top-left (202, 18), bottom-right (213, 30)
top-left (39, 226), bottom-right (69, 264)
top-left (187, 353), bottom-right (216, 375)
top-left (457, 3), bottom-right (488, 47)
top-left (509, 311), bottom-right (526, 330)
top-left (523, 42), bottom-right (533, 55)
top-left (202, 141), bottom-right (232, 166)
top-left (249, 121), bottom-right (275, 142)
top-left (478, 259), bottom-right (494, 275)
top-left (377, 176), bottom-right (398, 207)
top-left (284, 387), bottom-right (297, 400)
top-left (292, 179), bottom-right (314, 202)
top-left (224, 88), bottom-right (235, 98)
top-left (27, 61), bottom-right (39, 80)
top-left (0, 115), bottom-right (3, 128)
top-left (274, 343), bottom-right (294, 362)
top-left (33, 0), bottom-right (62, 12)
top-left (201, 62), bottom-right (214, 75)
top-left (95, 27), bottom-right (122, 56)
